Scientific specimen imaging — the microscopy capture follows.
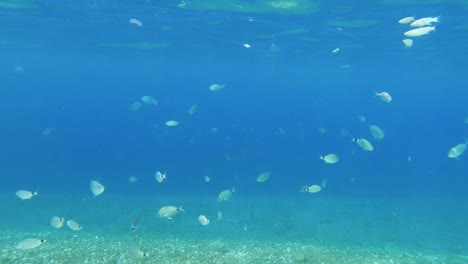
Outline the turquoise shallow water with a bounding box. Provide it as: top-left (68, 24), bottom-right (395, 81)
top-left (2, 194), bottom-right (468, 263)
top-left (1, 1), bottom-right (468, 263)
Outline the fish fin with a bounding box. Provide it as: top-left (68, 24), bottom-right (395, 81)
top-left (178, 206), bottom-right (186, 213)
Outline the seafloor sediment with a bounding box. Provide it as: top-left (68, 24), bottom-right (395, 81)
top-left (1, 233), bottom-right (467, 264)
top-left (1, 195), bottom-right (467, 263)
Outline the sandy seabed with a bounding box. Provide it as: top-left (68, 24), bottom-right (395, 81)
top-left (1, 194), bottom-right (467, 263)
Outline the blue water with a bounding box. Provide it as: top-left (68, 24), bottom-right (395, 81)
top-left (1, 1), bottom-right (468, 263)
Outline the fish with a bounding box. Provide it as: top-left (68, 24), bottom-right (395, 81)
top-left (188, 104), bottom-right (198, 115)
top-left (403, 39), bottom-right (413, 48)
top-left (16, 238), bottom-right (46, 250)
top-left (321, 178), bottom-right (328, 188)
top-left (140, 96), bottom-right (157, 107)
top-left (448, 140), bottom-right (467, 159)
top-left (128, 102), bottom-right (142, 111)
top-left (320, 154), bottom-right (339, 164)
top-left (410, 17), bottom-right (440, 27)
top-left (129, 18), bottom-right (143, 27)
top-left (301, 185), bottom-right (322, 193)
top-left (217, 211), bottom-right (223, 222)
top-left (369, 124), bottom-right (384, 140)
top-left (90, 180), bottom-right (105, 197)
top-left (15, 190), bottom-right (38, 200)
top-left (128, 176), bottom-right (138, 183)
top-left (204, 176), bottom-right (211, 183)
top-left (131, 214), bottom-right (142, 233)
top-left (256, 172), bottom-right (270, 183)
top-left (218, 187), bottom-right (235, 202)
top-left (130, 246), bottom-right (149, 258)
top-left (50, 216), bottom-right (64, 229)
top-left (357, 115), bottom-right (366, 123)
top-left (248, 200), bottom-right (255, 221)
top-left (374, 91), bottom-right (392, 103)
top-left (198, 215), bottom-right (210, 226)
top-left (165, 120), bottom-right (179, 127)
top-left (398, 16), bottom-right (415, 24)
top-left (208, 84), bottom-right (225, 91)
top-left (404, 26), bottom-right (435, 37)
top-left (157, 205), bottom-right (185, 219)
top-left (353, 138), bottom-right (374, 151)
top-left (42, 127), bottom-right (55, 136)
top-left (67, 220), bottom-right (82, 231)
top-left (155, 171), bottom-right (167, 183)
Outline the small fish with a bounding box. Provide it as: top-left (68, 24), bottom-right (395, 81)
top-left (374, 91), bottom-right (392, 103)
top-left (321, 178), bottom-right (328, 188)
top-left (398, 16), bottom-right (415, 24)
top-left (130, 246), bottom-right (149, 258)
top-left (188, 104), bottom-right (198, 115)
top-left (320, 154), bottom-right (339, 164)
top-left (90, 180), bottom-right (105, 197)
top-left (353, 138), bottom-right (374, 151)
top-left (131, 214), bottom-right (142, 233)
top-left (129, 18), bottom-right (143, 27)
top-left (16, 238), bottom-right (46, 250)
top-left (410, 16), bottom-right (440, 27)
top-left (42, 127), bottom-right (55, 136)
top-left (15, 190), bottom-right (38, 200)
top-left (317, 127), bottom-right (327, 134)
top-left (218, 187), bottom-right (235, 202)
top-left (155, 171), bottom-right (167, 183)
top-left (198, 215), bottom-right (210, 226)
top-left (177, 1), bottom-right (187, 9)
top-left (128, 176), bottom-right (138, 183)
top-left (256, 172), bottom-right (270, 183)
top-left (404, 26), bottom-right (435, 37)
top-left (301, 185), bottom-right (322, 193)
top-left (332, 48), bottom-right (340, 54)
top-left (204, 176), bottom-right (211, 183)
top-left (208, 84), bottom-right (225, 91)
top-left (165, 120), bottom-right (179, 127)
top-left (217, 211), bottom-right (223, 222)
top-left (157, 205), bottom-right (185, 219)
top-left (140, 96), bottom-right (157, 107)
top-left (357, 115), bottom-right (366, 123)
top-left (66, 220), bottom-right (82, 231)
top-left (448, 140), bottom-right (467, 159)
top-left (402, 39), bottom-right (413, 48)
top-left (369, 124), bottom-right (384, 140)
top-left (128, 102), bottom-right (142, 111)
top-left (50, 216), bottom-right (64, 229)
top-left (248, 200), bottom-right (255, 221)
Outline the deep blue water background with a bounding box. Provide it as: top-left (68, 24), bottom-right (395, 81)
top-left (0, 1), bottom-right (467, 198)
